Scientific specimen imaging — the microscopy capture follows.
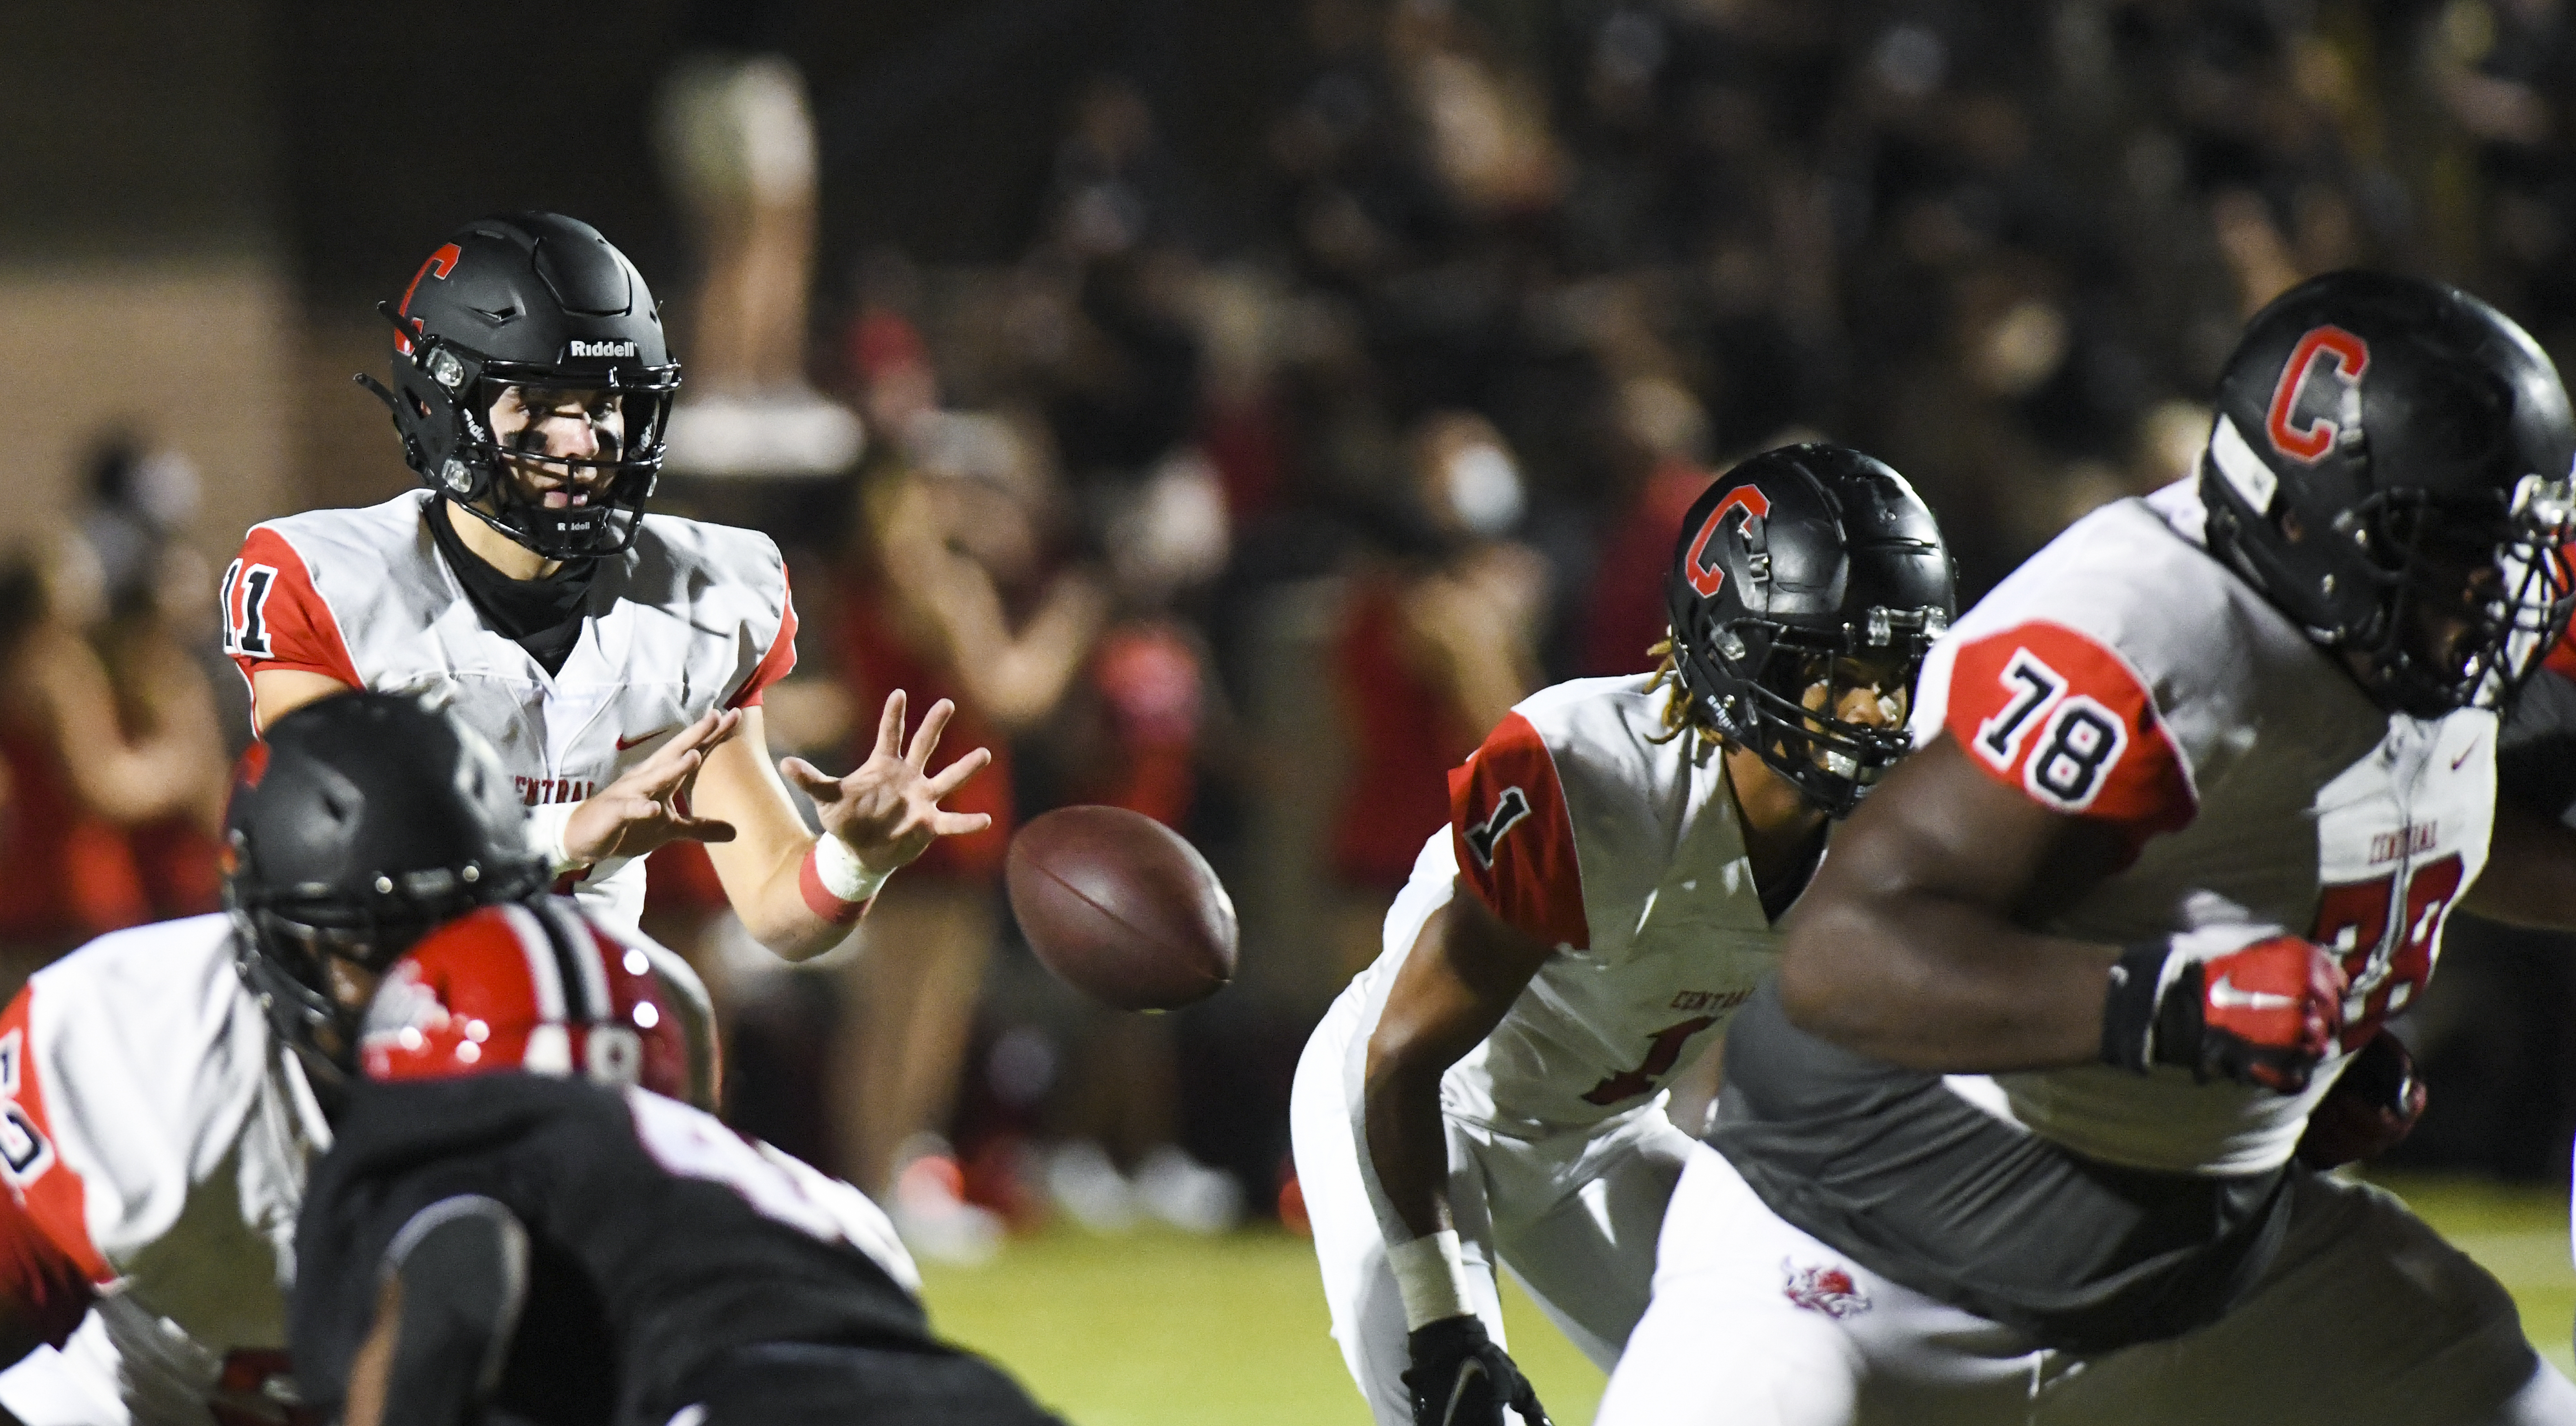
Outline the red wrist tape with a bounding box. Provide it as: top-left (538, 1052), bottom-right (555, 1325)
top-left (798, 843), bottom-right (870, 925)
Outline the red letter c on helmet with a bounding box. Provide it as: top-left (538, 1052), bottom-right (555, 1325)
top-left (1683, 486), bottom-right (1771, 598)
top-left (394, 243), bottom-right (462, 355)
top-left (2265, 325), bottom-right (2370, 464)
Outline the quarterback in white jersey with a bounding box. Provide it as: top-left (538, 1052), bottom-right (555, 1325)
top-left (1291, 446), bottom-right (1956, 1426)
top-left (0, 694), bottom-right (584, 1426)
top-left (231, 213), bottom-right (989, 967)
top-left (1600, 277), bottom-right (2576, 1426)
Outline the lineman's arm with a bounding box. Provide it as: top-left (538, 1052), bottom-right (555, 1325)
top-left (689, 695), bottom-right (993, 962)
top-left (1361, 885), bottom-right (1555, 1242)
top-left (342, 1198), bottom-right (528, 1426)
top-left (2462, 798), bottom-right (2576, 929)
top-left (1776, 733), bottom-right (2131, 1072)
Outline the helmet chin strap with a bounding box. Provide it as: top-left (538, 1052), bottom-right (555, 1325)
top-left (445, 475), bottom-right (640, 562)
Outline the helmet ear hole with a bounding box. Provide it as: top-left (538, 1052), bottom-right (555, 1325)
top-left (585, 1026), bottom-right (643, 1086)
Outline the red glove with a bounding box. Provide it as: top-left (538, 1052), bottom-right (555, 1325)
top-left (2102, 935), bottom-right (2347, 1093)
top-left (2296, 1027), bottom-right (2427, 1169)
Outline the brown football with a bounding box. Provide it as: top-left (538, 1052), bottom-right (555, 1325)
top-left (1005, 806), bottom-right (1239, 1011)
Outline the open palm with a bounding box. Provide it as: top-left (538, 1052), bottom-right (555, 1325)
top-left (782, 690), bottom-right (994, 871)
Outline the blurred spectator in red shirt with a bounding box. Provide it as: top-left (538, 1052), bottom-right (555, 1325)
top-left (0, 529), bottom-right (222, 994)
top-left (1577, 375), bottom-right (1723, 677)
top-left (1033, 451), bottom-right (1246, 1235)
top-left (81, 435), bottom-right (232, 921)
top-left (835, 407), bottom-right (1106, 1260)
top-left (1328, 411), bottom-right (1546, 979)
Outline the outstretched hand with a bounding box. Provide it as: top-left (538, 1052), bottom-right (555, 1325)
top-left (564, 708), bottom-right (743, 865)
top-left (782, 690), bottom-right (995, 873)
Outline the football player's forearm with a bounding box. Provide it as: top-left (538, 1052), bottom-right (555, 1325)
top-left (1360, 898), bottom-right (1544, 1239)
top-left (1779, 736), bottom-right (2130, 1072)
top-left (1362, 1053), bottom-right (1458, 1241)
top-left (742, 834), bottom-right (865, 961)
top-left (696, 733), bottom-right (870, 961)
top-left (1778, 895), bottom-right (2118, 1071)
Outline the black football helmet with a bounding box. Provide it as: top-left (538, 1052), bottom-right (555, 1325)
top-left (224, 693), bottom-right (548, 1089)
top-left (2201, 271), bottom-right (2576, 717)
top-left (357, 212), bottom-right (681, 559)
top-left (1663, 444), bottom-right (1957, 816)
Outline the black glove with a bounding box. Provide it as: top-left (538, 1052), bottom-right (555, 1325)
top-left (1403, 1316), bottom-right (1551, 1426)
top-left (2101, 936), bottom-right (2346, 1092)
top-left (2296, 1026), bottom-right (2427, 1170)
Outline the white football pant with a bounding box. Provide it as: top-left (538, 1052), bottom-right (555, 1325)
top-left (1599, 1142), bottom-right (2576, 1426)
top-left (1291, 966), bottom-right (1693, 1426)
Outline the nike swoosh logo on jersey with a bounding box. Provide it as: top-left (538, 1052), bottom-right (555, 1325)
top-left (616, 726), bottom-right (679, 751)
top-left (2207, 976), bottom-right (2295, 1011)
top-left (2452, 746), bottom-right (2474, 770)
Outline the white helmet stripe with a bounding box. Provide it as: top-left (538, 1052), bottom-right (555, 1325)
top-left (542, 900), bottom-right (613, 1024)
top-left (499, 902), bottom-right (568, 1023)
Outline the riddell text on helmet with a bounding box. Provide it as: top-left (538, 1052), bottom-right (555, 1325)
top-left (566, 339), bottom-right (639, 359)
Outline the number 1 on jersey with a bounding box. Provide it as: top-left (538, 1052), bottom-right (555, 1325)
top-left (1581, 1016), bottom-right (1717, 1106)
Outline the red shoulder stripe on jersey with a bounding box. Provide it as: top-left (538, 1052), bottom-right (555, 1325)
top-left (2546, 620), bottom-right (2576, 682)
top-left (726, 569), bottom-right (800, 710)
top-left (226, 527), bottom-right (362, 728)
top-left (1448, 711), bottom-right (1589, 950)
top-left (0, 991), bottom-right (110, 1286)
top-left (1943, 620), bottom-right (2196, 836)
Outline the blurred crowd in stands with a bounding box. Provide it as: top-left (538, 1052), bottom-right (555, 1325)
top-left (10, 0), bottom-right (2576, 1255)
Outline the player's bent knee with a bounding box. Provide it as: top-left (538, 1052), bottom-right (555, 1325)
top-left (1601, 1299), bottom-right (1860, 1426)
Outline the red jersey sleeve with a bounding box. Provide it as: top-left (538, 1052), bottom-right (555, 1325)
top-left (727, 570), bottom-right (800, 710)
top-left (0, 1193), bottom-right (91, 1347)
top-left (1943, 620), bottom-right (2196, 836)
top-left (0, 990), bottom-right (112, 1306)
top-left (1448, 712), bottom-right (1590, 950)
top-left (223, 528), bottom-right (361, 717)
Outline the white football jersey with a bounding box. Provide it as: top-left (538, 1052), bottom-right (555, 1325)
top-left (1354, 676), bottom-right (1782, 1136)
top-left (0, 915), bottom-right (325, 1426)
top-left (221, 491), bottom-right (799, 932)
top-left (1915, 480), bottom-right (2495, 1175)
top-left (0, 910), bottom-right (867, 1426)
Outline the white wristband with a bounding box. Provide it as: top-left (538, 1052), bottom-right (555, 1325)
top-left (1386, 1229), bottom-right (1474, 1330)
top-left (526, 803), bottom-right (582, 879)
top-left (811, 833), bottom-right (895, 905)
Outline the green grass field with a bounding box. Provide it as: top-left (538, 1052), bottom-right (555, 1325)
top-left (917, 1172), bottom-right (2576, 1425)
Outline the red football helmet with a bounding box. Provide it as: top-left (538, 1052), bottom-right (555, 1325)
top-left (360, 899), bottom-right (689, 1101)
